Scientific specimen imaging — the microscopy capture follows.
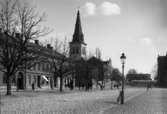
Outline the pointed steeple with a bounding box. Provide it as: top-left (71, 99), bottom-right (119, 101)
top-left (72, 10), bottom-right (85, 44)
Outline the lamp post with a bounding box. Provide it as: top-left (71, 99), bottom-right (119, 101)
top-left (120, 53), bottom-right (126, 104)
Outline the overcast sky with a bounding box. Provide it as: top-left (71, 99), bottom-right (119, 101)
top-left (30, 0), bottom-right (167, 76)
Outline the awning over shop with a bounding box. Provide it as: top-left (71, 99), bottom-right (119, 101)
top-left (42, 75), bottom-right (49, 82)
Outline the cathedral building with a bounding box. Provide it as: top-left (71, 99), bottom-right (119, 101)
top-left (0, 10), bottom-right (112, 90)
top-left (68, 10), bottom-right (112, 89)
top-left (68, 10), bottom-right (89, 88)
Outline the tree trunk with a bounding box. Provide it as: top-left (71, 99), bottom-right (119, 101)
top-left (54, 75), bottom-right (57, 87)
top-left (60, 75), bottom-right (63, 92)
top-left (6, 75), bottom-right (12, 95)
top-left (50, 76), bottom-right (54, 90)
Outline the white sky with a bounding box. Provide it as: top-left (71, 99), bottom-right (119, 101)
top-left (29, 0), bottom-right (167, 75)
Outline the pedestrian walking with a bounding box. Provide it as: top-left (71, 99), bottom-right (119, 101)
top-left (32, 81), bottom-right (35, 91)
top-left (146, 82), bottom-right (150, 91)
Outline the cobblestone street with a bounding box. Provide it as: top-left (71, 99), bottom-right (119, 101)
top-left (0, 0), bottom-right (167, 114)
top-left (103, 88), bottom-right (167, 114)
top-left (1, 88), bottom-right (166, 114)
top-left (0, 87), bottom-right (144, 114)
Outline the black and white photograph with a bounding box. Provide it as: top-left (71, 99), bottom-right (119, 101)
top-left (0, 0), bottom-right (167, 114)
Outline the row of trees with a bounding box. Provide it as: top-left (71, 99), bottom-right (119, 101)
top-left (50, 38), bottom-right (71, 92)
top-left (110, 68), bottom-right (138, 82)
top-left (0, 0), bottom-right (49, 95)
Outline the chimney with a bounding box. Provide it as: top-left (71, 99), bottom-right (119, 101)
top-left (47, 44), bottom-right (53, 50)
top-left (35, 40), bottom-right (39, 45)
top-left (15, 33), bottom-right (21, 38)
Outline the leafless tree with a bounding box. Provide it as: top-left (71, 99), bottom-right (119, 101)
top-left (50, 37), bottom-right (71, 92)
top-left (16, 1), bottom-right (49, 40)
top-left (0, 0), bottom-right (48, 95)
top-left (127, 69), bottom-right (137, 74)
top-left (0, 0), bottom-right (17, 33)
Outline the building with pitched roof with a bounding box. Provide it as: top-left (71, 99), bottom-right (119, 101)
top-left (0, 32), bottom-right (62, 90)
top-left (68, 10), bottom-right (112, 89)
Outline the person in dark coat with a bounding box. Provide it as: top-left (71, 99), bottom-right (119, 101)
top-left (32, 81), bottom-right (35, 91)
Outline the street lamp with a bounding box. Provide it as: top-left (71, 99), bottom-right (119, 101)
top-left (120, 53), bottom-right (126, 104)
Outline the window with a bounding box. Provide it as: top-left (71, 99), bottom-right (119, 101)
top-left (44, 63), bottom-right (46, 71)
top-left (38, 63), bottom-right (41, 71)
top-left (30, 63), bottom-right (33, 70)
top-left (34, 64), bottom-right (36, 71)
top-left (71, 49), bottom-right (74, 54)
top-left (48, 64), bottom-right (50, 72)
top-left (32, 65), bottom-right (35, 71)
top-left (74, 47), bottom-right (79, 54)
top-left (29, 75), bottom-right (31, 85)
top-left (36, 64), bottom-right (38, 71)
top-left (82, 47), bottom-right (86, 55)
top-left (76, 48), bottom-right (79, 53)
top-left (46, 64), bottom-right (49, 72)
top-left (72, 48), bottom-right (75, 54)
top-left (42, 63), bottom-right (45, 71)
top-left (27, 62), bottom-right (31, 70)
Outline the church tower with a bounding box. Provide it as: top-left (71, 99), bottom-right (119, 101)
top-left (70, 10), bottom-right (87, 60)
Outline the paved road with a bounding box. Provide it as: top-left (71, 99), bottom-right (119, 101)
top-left (0, 87), bottom-right (145, 114)
top-left (1, 87), bottom-right (166, 114)
top-left (102, 88), bottom-right (167, 114)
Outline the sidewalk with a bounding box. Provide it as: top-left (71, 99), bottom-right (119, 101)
top-left (0, 86), bottom-right (16, 92)
top-left (0, 83), bottom-right (119, 93)
top-left (102, 88), bottom-right (167, 114)
top-left (0, 85), bottom-right (56, 94)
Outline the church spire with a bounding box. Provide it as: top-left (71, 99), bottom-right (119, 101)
top-left (72, 10), bottom-right (85, 44)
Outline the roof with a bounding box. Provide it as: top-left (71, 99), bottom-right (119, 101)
top-left (71, 10), bottom-right (86, 45)
top-left (0, 32), bottom-right (63, 59)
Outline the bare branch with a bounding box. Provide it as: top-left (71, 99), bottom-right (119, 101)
top-left (0, 0), bottom-right (50, 95)
top-left (16, 2), bottom-right (50, 41)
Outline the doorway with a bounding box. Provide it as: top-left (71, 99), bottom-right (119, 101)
top-left (37, 76), bottom-right (41, 88)
top-left (17, 72), bottom-right (24, 89)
